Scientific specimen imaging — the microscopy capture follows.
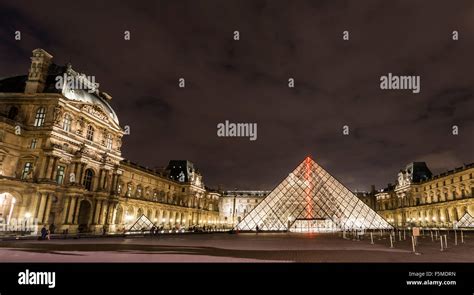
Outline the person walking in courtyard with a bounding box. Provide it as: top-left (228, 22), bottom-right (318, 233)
top-left (40, 225), bottom-right (47, 240)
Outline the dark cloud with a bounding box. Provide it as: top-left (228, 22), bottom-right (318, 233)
top-left (0, 0), bottom-right (473, 191)
top-left (133, 95), bottom-right (173, 116)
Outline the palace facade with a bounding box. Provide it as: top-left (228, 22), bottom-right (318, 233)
top-left (0, 49), bottom-right (220, 234)
top-left (376, 162), bottom-right (474, 228)
top-left (0, 49), bottom-right (472, 235)
top-left (219, 190), bottom-right (269, 227)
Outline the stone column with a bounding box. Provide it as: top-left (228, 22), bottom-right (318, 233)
top-left (98, 169), bottom-right (104, 190)
top-left (67, 197), bottom-right (77, 224)
top-left (40, 156), bottom-right (50, 179)
top-left (98, 200), bottom-right (108, 224)
top-left (110, 204), bottom-right (118, 225)
top-left (36, 193), bottom-right (47, 223)
top-left (44, 157), bottom-right (54, 180)
top-left (62, 197), bottom-right (70, 223)
top-left (50, 157), bottom-right (59, 180)
top-left (115, 174), bottom-right (121, 194)
top-left (93, 200), bottom-right (101, 224)
top-left (74, 163), bottom-right (81, 181)
top-left (106, 202), bottom-right (116, 225)
top-left (42, 194), bottom-right (53, 224)
top-left (103, 170), bottom-right (109, 190)
top-left (78, 163), bottom-right (85, 185)
top-left (110, 173), bottom-right (117, 193)
top-left (72, 197), bottom-right (81, 224)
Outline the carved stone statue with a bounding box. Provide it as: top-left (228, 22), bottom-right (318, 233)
top-left (76, 116), bottom-right (85, 135)
top-left (76, 143), bottom-right (87, 156)
top-left (101, 153), bottom-right (108, 164)
top-left (53, 105), bottom-right (63, 125)
top-left (116, 137), bottom-right (122, 150)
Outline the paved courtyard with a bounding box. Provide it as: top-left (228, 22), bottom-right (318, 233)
top-left (0, 232), bottom-right (473, 262)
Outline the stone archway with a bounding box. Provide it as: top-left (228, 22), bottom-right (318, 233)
top-left (137, 208), bottom-right (144, 218)
top-left (443, 208), bottom-right (450, 223)
top-left (0, 192), bottom-right (18, 225)
top-left (469, 205), bottom-right (474, 216)
top-left (77, 200), bottom-right (92, 233)
top-left (451, 207), bottom-right (458, 222)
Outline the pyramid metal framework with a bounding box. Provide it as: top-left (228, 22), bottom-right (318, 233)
top-left (127, 214), bottom-right (157, 233)
top-left (456, 213), bottom-right (474, 228)
top-left (236, 157), bottom-right (392, 231)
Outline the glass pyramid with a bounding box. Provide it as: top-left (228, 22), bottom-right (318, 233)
top-left (456, 213), bottom-right (474, 228)
top-left (236, 157), bottom-right (392, 232)
top-left (127, 214), bottom-right (157, 233)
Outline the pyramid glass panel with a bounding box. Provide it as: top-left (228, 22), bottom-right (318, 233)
top-left (236, 157), bottom-right (392, 232)
top-left (456, 213), bottom-right (474, 228)
top-left (127, 214), bottom-right (157, 233)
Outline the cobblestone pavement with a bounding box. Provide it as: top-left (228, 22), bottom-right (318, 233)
top-left (0, 232), bottom-right (472, 262)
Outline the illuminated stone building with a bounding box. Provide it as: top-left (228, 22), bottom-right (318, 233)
top-left (354, 185), bottom-right (377, 210)
top-left (219, 190), bottom-right (269, 227)
top-left (0, 49), bottom-right (220, 234)
top-left (376, 162), bottom-right (474, 228)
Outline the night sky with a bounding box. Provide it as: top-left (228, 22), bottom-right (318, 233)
top-left (0, 0), bottom-right (473, 191)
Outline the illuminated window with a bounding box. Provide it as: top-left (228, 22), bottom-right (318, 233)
top-left (86, 125), bottom-right (94, 141)
top-left (56, 165), bottom-right (65, 184)
top-left (34, 107), bottom-right (46, 127)
top-left (63, 114), bottom-right (72, 132)
top-left (21, 162), bottom-right (33, 179)
top-left (83, 169), bottom-right (94, 191)
top-left (30, 138), bottom-right (37, 149)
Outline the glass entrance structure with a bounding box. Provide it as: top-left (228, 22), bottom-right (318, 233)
top-left (456, 213), bottom-right (474, 228)
top-left (127, 214), bottom-right (157, 234)
top-left (236, 157), bottom-right (392, 232)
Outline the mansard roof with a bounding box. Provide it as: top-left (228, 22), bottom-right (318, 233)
top-left (0, 63), bottom-right (119, 125)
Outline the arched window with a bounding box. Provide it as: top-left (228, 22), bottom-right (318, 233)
top-left (63, 114), bottom-right (72, 132)
top-left (86, 125), bottom-right (94, 141)
top-left (34, 107), bottom-right (46, 127)
top-left (83, 169), bottom-right (94, 191)
top-left (8, 106), bottom-right (18, 120)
